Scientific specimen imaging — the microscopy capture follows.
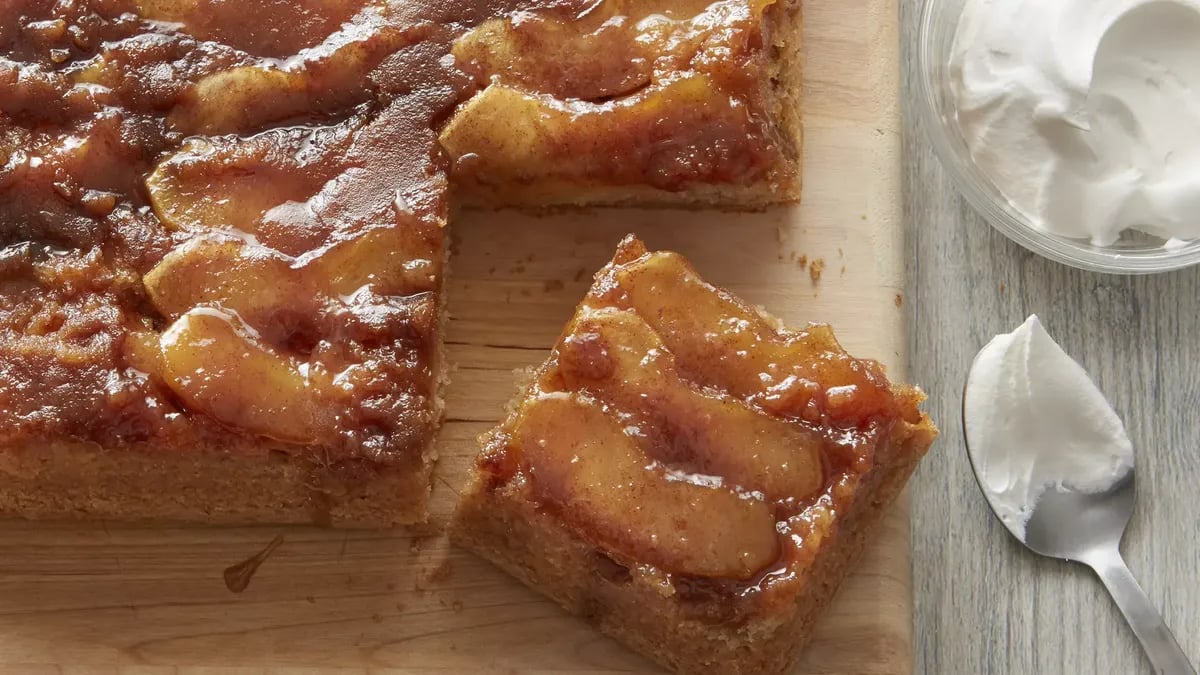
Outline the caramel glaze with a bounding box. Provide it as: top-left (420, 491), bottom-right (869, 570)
top-left (477, 236), bottom-right (928, 622)
top-left (0, 1), bottom-right (792, 477)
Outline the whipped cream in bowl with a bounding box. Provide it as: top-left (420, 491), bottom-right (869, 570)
top-left (916, 0), bottom-right (1200, 272)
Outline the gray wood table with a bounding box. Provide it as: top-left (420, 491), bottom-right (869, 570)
top-left (899, 2), bottom-right (1200, 673)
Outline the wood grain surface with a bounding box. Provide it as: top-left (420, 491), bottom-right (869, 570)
top-left (0, 0), bottom-right (919, 673)
top-left (900, 1), bottom-right (1200, 673)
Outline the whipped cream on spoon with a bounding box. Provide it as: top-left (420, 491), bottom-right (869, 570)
top-left (963, 316), bottom-right (1195, 674)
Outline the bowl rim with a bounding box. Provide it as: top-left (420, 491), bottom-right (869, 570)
top-left (913, 0), bottom-right (1200, 275)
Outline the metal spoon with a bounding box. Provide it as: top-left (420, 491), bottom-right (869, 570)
top-left (963, 372), bottom-right (1196, 675)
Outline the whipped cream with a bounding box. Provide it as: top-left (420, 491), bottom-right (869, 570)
top-left (964, 316), bottom-right (1134, 540)
top-left (950, 0), bottom-right (1200, 246)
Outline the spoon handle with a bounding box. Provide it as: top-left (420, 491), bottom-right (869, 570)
top-left (1085, 549), bottom-right (1196, 675)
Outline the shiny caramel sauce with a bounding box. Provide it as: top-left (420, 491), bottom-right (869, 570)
top-left (478, 236), bottom-right (927, 612)
top-left (443, 0), bottom-right (794, 194)
top-left (0, 1), bottom-right (792, 471)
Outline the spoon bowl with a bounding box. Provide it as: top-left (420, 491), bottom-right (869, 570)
top-left (1022, 470), bottom-right (1134, 562)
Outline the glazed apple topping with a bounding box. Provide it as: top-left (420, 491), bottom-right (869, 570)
top-left (555, 307), bottom-right (825, 502)
top-left (145, 125), bottom-right (359, 255)
top-left (442, 0), bottom-right (792, 194)
top-left (485, 236), bottom-right (923, 582)
top-left (1, 0), bottom-right (798, 462)
top-left (513, 393), bottom-right (781, 580)
top-left (160, 307), bottom-right (340, 444)
top-left (0, 0), bottom-right (461, 456)
top-left (440, 72), bottom-right (772, 193)
top-left (598, 243), bottom-right (914, 427)
top-left (453, 0), bottom-right (772, 100)
top-left (166, 4), bottom-right (419, 135)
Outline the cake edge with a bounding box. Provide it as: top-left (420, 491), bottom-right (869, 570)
top-left (0, 437), bottom-right (434, 528)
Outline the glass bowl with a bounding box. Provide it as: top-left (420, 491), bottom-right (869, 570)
top-left (915, 0), bottom-right (1200, 274)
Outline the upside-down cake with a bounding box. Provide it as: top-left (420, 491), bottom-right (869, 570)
top-left (0, 0), bottom-right (803, 525)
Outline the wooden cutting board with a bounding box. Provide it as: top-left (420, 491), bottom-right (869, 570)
top-left (0, 0), bottom-right (912, 672)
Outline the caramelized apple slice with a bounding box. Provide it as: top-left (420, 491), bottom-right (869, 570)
top-left (145, 126), bottom-right (355, 253)
top-left (160, 308), bottom-right (334, 444)
top-left (514, 393), bottom-right (780, 579)
top-left (311, 223), bottom-right (442, 297)
top-left (122, 329), bottom-right (165, 380)
top-left (453, 0), bottom-right (751, 99)
top-left (607, 249), bottom-right (898, 426)
top-left (169, 12), bottom-right (412, 134)
top-left (132, 0), bottom-right (364, 58)
top-left (558, 308), bottom-right (824, 502)
top-left (439, 74), bottom-right (764, 190)
top-left (143, 236), bottom-right (318, 324)
top-left (453, 15), bottom-right (651, 100)
top-left (145, 226), bottom-right (438, 336)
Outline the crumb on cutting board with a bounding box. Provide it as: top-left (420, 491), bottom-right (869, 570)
top-left (809, 258), bottom-right (825, 283)
top-left (223, 534), bottom-right (284, 594)
top-left (894, 293), bottom-right (903, 307)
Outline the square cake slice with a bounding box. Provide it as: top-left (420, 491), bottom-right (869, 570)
top-left (451, 235), bottom-right (938, 674)
top-left (0, 1), bottom-right (464, 527)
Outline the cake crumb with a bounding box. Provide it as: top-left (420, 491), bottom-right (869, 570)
top-left (543, 279), bottom-right (564, 292)
top-left (840, 265), bottom-right (846, 276)
top-left (999, 282), bottom-right (1006, 292)
top-left (797, 254), bottom-right (808, 269)
top-left (894, 293), bottom-right (903, 307)
top-left (223, 534), bottom-right (284, 594)
top-left (809, 258), bottom-right (825, 283)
